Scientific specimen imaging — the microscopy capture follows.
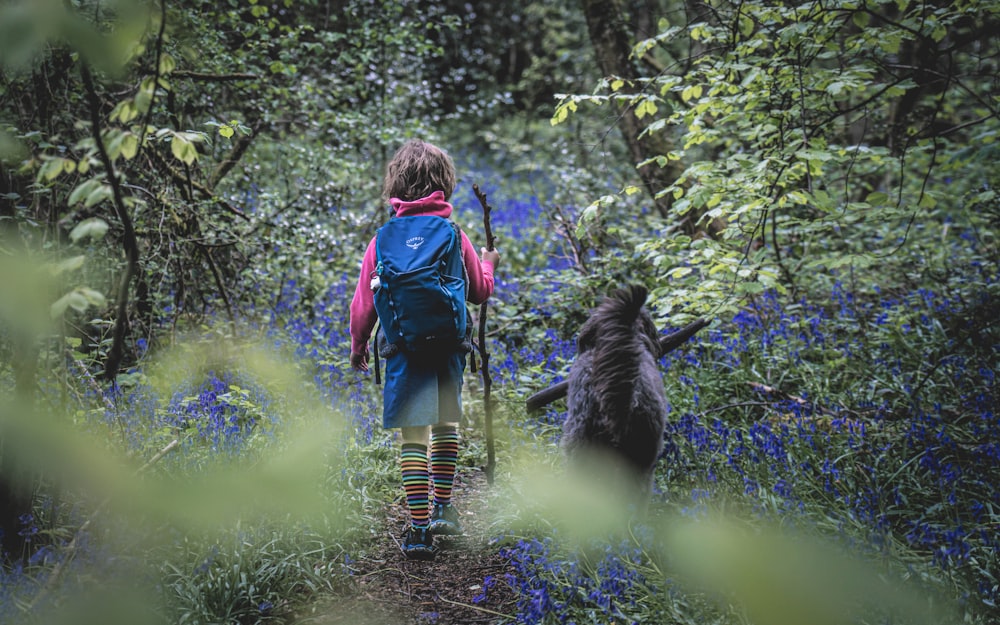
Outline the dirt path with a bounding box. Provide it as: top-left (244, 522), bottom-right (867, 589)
top-left (304, 468), bottom-right (518, 625)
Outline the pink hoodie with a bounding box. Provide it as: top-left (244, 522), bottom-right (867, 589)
top-left (349, 191), bottom-right (496, 357)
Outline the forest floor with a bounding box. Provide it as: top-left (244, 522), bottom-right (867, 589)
top-left (300, 469), bottom-right (518, 625)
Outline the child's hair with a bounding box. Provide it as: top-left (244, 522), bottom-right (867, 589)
top-left (382, 140), bottom-right (457, 202)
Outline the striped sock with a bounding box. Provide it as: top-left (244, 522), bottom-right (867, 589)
top-left (400, 443), bottom-right (430, 529)
top-left (430, 425), bottom-right (459, 506)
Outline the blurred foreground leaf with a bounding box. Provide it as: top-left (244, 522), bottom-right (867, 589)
top-left (0, 0), bottom-right (151, 77)
top-left (662, 518), bottom-right (958, 625)
top-left (503, 449), bottom-right (961, 625)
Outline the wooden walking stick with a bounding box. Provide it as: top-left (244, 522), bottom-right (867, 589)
top-left (473, 184), bottom-right (498, 485)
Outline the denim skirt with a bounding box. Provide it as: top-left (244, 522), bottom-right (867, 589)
top-left (381, 346), bottom-right (466, 429)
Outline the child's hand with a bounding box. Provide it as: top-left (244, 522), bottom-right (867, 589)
top-left (481, 247), bottom-right (500, 270)
top-left (350, 351), bottom-right (369, 372)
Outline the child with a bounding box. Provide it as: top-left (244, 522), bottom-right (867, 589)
top-left (349, 140), bottom-right (500, 560)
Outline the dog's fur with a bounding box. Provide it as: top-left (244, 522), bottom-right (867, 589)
top-left (561, 284), bottom-right (668, 499)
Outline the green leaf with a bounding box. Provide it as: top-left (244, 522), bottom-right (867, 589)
top-left (0, 128), bottom-right (27, 165)
top-left (39, 158), bottom-right (64, 182)
top-left (69, 179), bottom-right (102, 206)
top-left (79, 287), bottom-right (107, 307)
top-left (576, 197), bottom-right (608, 235)
top-left (50, 287), bottom-right (106, 318)
top-left (635, 99), bottom-right (658, 119)
top-left (53, 255), bottom-right (86, 275)
top-left (797, 149), bottom-right (833, 162)
top-left (105, 130), bottom-right (125, 161)
top-left (84, 185), bottom-right (113, 208)
top-left (120, 133), bottom-right (139, 159)
top-left (866, 191), bottom-right (889, 205)
top-left (171, 134), bottom-right (197, 165)
top-left (551, 99), bottom-right (577, 126)
top-left (219, 125), bottom-right (235, 139)
top-left (51, 291), bottom-right (87, 318)
top-left (70, 217), bottom-right (110, 243)
top-left (158, 53), bottom-right (176, 75)
top-left (135, 77), bottom-right (156, 114)
top-left (879, 33), bottom-right (902, 55)
top-left (110, 100), bottom-right (138, 123)
top-left (681, 84), bottom-right (703, 102)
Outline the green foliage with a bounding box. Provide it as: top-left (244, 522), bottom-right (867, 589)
top-left (0, 336), bottom-right (365, 623)
top-left (555, 0), bottom-right (1000, 321)
top-left (3, 1), bottom-right (998, 623)
top-left (0, 0), bottom-right (486, 382)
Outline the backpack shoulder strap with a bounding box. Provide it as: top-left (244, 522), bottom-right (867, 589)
top-left (448, 220), bottom-right (468, 289)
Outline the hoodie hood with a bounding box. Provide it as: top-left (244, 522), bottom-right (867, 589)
top-left (389, 190), bottom-right (453, 218)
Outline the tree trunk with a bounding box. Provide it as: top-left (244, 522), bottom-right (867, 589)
top-left (579, 0), bottom-right (693, 233)
top-left (0, 167), bottom-right (35, 567)
top-left (0, 429), bottom-right (32, 567)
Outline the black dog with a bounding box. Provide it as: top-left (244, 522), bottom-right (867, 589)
top-left (561, 285), bottom-right (668, 502)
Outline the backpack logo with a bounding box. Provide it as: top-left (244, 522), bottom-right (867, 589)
top-left (373, 216), bottom-right (467, 352)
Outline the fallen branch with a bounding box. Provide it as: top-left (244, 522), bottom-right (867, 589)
top-left (525, 317), bottom-right (710, 412)
top-left (436, 595), bottom-right (515, 620)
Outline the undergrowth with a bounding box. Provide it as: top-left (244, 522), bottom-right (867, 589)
top-left (2, 181), bottom-right (997, 624)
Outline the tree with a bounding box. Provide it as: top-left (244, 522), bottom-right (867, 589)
top-left (0, 0), bottom-right (457, 565)
top-left (578, 0), bottom-right (690, 229)
top-left (417, 0), bottom-right (594, 116)
top-left (559, 0), bottom-right (1000, 318)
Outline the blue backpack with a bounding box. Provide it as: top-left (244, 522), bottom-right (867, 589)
top-left (372, 215), bottom-right (467, 352)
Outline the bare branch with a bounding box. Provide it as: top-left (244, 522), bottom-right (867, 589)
top-left (171, 70), bottom-right (258, 82)
top-left (81, 65), bottom-right (141, 381)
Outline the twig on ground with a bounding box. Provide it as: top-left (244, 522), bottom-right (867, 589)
top-left (436, 595), bottom-right (515, 620)
top-left (747, 381), bottom-right (840, 417)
